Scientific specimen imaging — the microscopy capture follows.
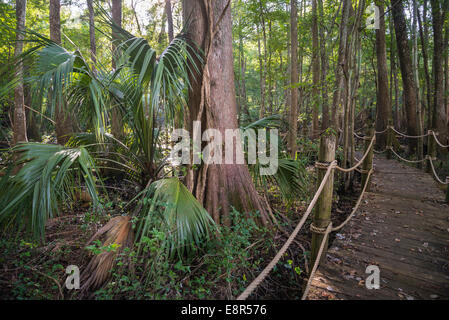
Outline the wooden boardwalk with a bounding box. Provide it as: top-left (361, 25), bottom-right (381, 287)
top-left (307, 155), bottom-right (449, 300)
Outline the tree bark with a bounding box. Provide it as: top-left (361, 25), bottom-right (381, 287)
top-left (417, 0), bottom-right (432, 133)
top-left (430, 0), bottom-right (448, 149)
top-left (392, 0), bottom-right (419, 153)
top-left (182, 0), bottom-right (269, 225)
top-left (374, 2), bottom-right (391, 150)
top-left (50, 0), bottom-right (73, 145)
top-left (331, 0), bottom-right (350, 130)
top-left (288, 0), bottom-right (298, 157)
top-left (165, 0), bottom-right (174, 42)
top-left (87, 0), bottom-right (96, 65)
top-left (111, 0), bottom-right (123, 140)
top-left (311, 0), bottom-right (320, 138)
top-left (318, 0), bottom-right (329, 130)
top-left (257, 24), bottom-right (266, 118)
top-left (13, 0), bottom-right (28, 146)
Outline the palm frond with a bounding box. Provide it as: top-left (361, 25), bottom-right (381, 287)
top-left (136, 178), bottom-right (215, 258)
top-left (0, 143), bottom-right (100, 239)
top-left (81, 216), bottom-right (134, 294)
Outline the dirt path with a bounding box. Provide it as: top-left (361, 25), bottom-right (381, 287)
top-left (307, 154), bottom-right (449, 300)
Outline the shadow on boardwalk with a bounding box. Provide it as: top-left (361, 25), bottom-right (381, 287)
top-left (308, 154), bottom-right (449, 300)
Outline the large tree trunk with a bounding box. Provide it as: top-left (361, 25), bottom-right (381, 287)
top-left (374, 2), bottom-right (391, 150)
top-left (50, 0), bottom-right (73, 145)
top-left (13, 0), bottom-right (28, 146)
top-left (111, 0), bottom-right (123, 140)
top-left (87, 0), bottom-right (96, 65)
top-left (182, 0), bottom-right (269, 225)
top-left (311, 0), bottom-right (319, 138)
top-left (430, 0), bottom-right (448, 149)
top-left (392, 0), bottom-right (419, 153)
top-left (288, 0), bottom-right (298, 157)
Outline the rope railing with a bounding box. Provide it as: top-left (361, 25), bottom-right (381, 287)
top-left (238, 124), bottom-right (446, 301)
top-left (335, 135), bottom-right (375, 173)
top-left (236, 160), bottom-right (337, 300)
top-left (238, 130), bottom-right (377, 301)
top-left (355, 126), bottom-right (448, 186)
top-left (431, 131), bottom-right (449, 148)
top-left (427, 156), bottom-right (449, 185)
top-left (388, 146), bottom-right (426, 164)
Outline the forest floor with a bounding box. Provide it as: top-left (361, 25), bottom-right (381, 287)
top-left (307, 154), bottom-right (449, 300)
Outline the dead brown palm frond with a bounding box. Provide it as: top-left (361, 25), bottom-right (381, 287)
top-left (80, 216), bottom-right (134, 295)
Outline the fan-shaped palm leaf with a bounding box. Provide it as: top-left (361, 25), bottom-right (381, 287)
top-left (0, 143), bottom-right (100, 239)
top-left (136, 178), bottom-right (215, 258)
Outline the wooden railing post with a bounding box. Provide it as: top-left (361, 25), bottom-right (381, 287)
top-left (386, 120), bottom-right (392, 159)
top-left (310, 133), bottom-right (336, 268)
top-left (361, 126), bottom-right (374, 191)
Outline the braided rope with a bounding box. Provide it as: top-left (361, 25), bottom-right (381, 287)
top-left (373, 148), bottom-right (387, 154)
top-left (301, 223), bottom-right (333, 300)
top-left (310, 223), bottom-right (328, 234)
top-left (301, 168), bottom-right (373, 300)
top-left (335, 135), bottom-right (376, 173)
top-left (353, 131), bottom-right (365, 139)
top-left (332, 168), bottom-right (373, 231)
top-left (374, 127), bottom-right (389, 134)
top-left (431, 131), bottom-right (449, 148)
top-left (389, 147), bottom-right (426, 163)
top-left (389, 126), bottom-right (430, 139)
top-left (428, 156), bottom-right (449, 185)
top-left (236, 161), bottom-right (337, 300)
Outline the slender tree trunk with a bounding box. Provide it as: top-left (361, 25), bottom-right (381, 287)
top-left (87, 0), bottom-right (96, 65)
top-left (392, 0), bottom-right (419, 153)
top-left (444, 24), bottom-right (449, 127)
top-left (165, 0), bottom-right (174, 42)
top-left (331, 0), bottom-right (350, 129)
top-left (50, 0), bottom-right (73, 145)
top-left (311, 0), bottom-right (319, 138)
top-left (375, 2), bottom-right (391, 150)
top-left (318, 0), bottom-right (329, 130)
top-left (430, 0), bottom-right (448, 149)
top-left (288, 0), bottom-right (298, 157)
top-left (13, 0), bottom-right (28, 146)
top-left (417, 0), bottom-right (432, 133)
top-left (257, 24), bottom-right (265, 118)
top-left (111, 0), bottom-right (123, 140)
top-left (412, 0), bottom-right (424, 166)
top-left (182, 0), bottom-right (269, 225)
top-left (130, 0), bottom-right (142, 35)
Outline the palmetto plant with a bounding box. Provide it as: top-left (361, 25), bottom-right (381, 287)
top-left (0, 11), bottom-right (212, 261)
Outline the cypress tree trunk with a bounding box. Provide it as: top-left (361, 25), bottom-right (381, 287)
top-left (288, 0), bottom-right (298, 157)
top-left (111, 0), bottom-right (123, 140)
top-left (87, 0), bottom-right (96, 65)
top-left (311, 0), bottom-right (320, 138)
top-left (165, 0), bottom-right (174, 42)
top-left (182, 0), bottom-right (269, 226)
top-left (375, 2), bottom-right (391, 151)
top-left (430, 0), bottom-right (448, 150)
top-left (392, 0), bottom-right (419, 153)
top-left (13, 0), bottom-right (28, 146)
top-left (50, 0), bottom-right (73, 145)
top-left (331, 0), bottom-right (350, 130)
top-left (318, 0), bottom-right (329, 131)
